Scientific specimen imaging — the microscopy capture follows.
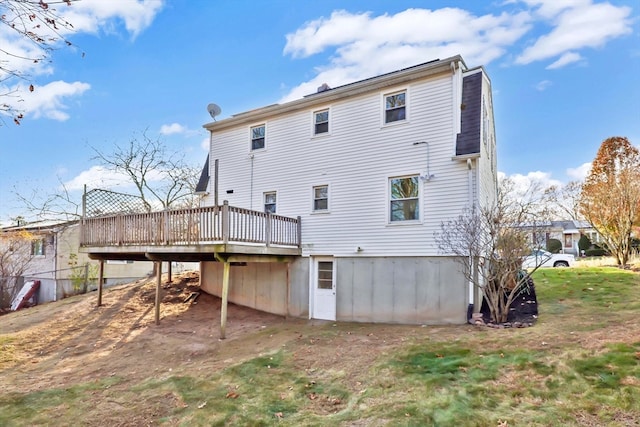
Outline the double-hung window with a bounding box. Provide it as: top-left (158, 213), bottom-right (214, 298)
top-left (264, 191), bottom-right (276, 214)
top-left (313, 185), bottom-right (328, 211)
top-left (313, 109), bottom-right (329, 135)
top-left (384, 91), bottom-right (406, 124)
top-left (251, 124), bottom-right (265, 150)
top-left (389, 175), bottom-right (419, 222)
top-left (31, 238), bottom-right (45, 256)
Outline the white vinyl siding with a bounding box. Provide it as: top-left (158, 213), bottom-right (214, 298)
top-left (476, 72), bottom-right (498, 210)
top-left (204, 70), bottom-right (477, 256)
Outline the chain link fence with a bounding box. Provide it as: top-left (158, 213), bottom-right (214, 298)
top-left (0, 264), bottom-right (98, 312)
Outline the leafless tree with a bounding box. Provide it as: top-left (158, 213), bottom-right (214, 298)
top-left (435, 177), bottom-right (553, 324)
top-left (91, 130), bottom-right (200, 212)
top-left (13, 176), bottom-right (82, 221)
top-left (1, 0), bottom-right (79, 125)
top-left (545, 180), bottom-right (584, 221)
top-left (0, 229), bottom-right (35, 309)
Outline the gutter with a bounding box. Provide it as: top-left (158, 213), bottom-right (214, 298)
top-left (204, 55), bottom-right (467, 132)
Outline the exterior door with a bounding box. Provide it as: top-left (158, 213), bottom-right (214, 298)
top-left (312, 257), bottom-right (336, 321)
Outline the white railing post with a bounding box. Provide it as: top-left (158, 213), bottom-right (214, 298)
top-left (222, 201), bottom-right (229, 244)
top-left (117, 214), bottom-right (123, 245)
top-left (265, 212), bottom-right (272, 247)
top-left (163, 210), bottom-right (170, 244)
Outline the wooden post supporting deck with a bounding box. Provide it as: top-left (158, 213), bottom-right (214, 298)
top-left (215, 253), bottom-right (230, 339)
top-left (155, 261), bottom-right (162, 325)
top-left (97, 260), bottom-right (104, 307)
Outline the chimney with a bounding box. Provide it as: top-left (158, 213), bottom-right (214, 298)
top-left (317, 83), bottom-right (331, 93)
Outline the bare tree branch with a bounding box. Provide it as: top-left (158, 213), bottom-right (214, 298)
top-left (90, 130), bottom-right (199, 211)
top-left (0, 0), bottom-right (81, 125)
top-left (435, 177), bottom-right (552, 324)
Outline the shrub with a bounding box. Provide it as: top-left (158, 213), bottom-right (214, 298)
top-left (585, 248), bottom-right (608, 257)
top-left (578, 234), bottom-right (591, 252)
top-left (547, 238), bottom-right (562, 254)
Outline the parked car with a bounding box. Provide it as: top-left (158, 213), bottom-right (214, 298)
top-left (522, 249), bottom-right (575, 269)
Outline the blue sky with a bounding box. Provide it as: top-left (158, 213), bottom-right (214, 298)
top-left (0, 0), bottom-right (638, 225)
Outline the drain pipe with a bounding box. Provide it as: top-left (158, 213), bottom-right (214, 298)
top-left (467, 158), bottom-right (480, 316)
top-left (249, 154), bottom-right (255, 210)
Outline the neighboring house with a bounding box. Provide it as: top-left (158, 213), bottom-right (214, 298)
top-left (530, 220), bottom-right (601, 255)
top-left (1, 220), bottom-right (155, 305)
top-left (195, 55), bottom-right (497, 324)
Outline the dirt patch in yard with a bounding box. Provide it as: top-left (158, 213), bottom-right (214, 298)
top-left (2, 270), bottom-right (638, 426)
top-left (0, 272), bottom-right (450, 397)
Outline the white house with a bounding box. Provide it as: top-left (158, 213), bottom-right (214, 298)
top-left (1, 220), bottom-right (155, 306)
top-left (195, 55), bottom-right (498, 324)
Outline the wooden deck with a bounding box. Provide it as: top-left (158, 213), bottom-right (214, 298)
top-left (80, 201), bottom-right (302, 261)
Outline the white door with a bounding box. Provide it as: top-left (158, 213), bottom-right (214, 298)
top-left (312, 258), bottom-right (336, 321)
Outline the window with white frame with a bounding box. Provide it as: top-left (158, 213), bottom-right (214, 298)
top-left (389, 175), bottom-right (419, 222)
top-left (31, 238), bottom-right (45, 256)
top-left (384, 91), bottom-right (406, 124)
top-left (313, 185), bottom-right (328, 211)
top-left (313, 109), bottom-right (329, 135)
top-left (251, 124), bottom-right (265, 150)
top-left (264, 191), bottom-right (276, 213)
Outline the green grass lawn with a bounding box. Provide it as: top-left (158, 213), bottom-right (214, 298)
top-left (1, 267), bottom-right (638, 426)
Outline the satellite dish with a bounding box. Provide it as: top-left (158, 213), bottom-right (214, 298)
top-left (207, 103), bottom-right (222, 120)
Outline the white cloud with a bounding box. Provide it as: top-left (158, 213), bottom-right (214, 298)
top-left (0, 0), bottom-right (164, 121)
top-left (515, 1), bottom-right (632, 65)
top-left (2, 81), bottom-right (91, 121)
top-left (59, 0), bottom-right (165, 38)
top-left (280, 3), bottom-right (632, 102)
top-left (63, 166), bottom-right (131, 191)
top-left (499, 170), bottom-right (562, 193)
top-left (281, 8), bottom-right (532, 101)
top-left (201, 137), bottom-right (210, 152)
top-left (160, 123), bottom-right (186, 135)
top-left (63, 165), bottom-right (164, 191)
top-left (535, 80), bottom-right (552, 91)
top-left (566, 162), bottom-right (591, 180)
top-left (546, 51), bottom-right (583, 69)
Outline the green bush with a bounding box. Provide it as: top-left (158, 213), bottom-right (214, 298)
top-left (578, 234), bottom-right (591, 252)
top-left (546, 238), bottom-right (562, 254)
top-left (585, 248), bottom-right (608, 257)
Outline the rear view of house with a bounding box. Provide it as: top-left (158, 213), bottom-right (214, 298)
top-left (197, 55), bottom-right (498, 324)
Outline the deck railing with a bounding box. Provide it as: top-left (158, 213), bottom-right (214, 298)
top-left (80, 201), bottom-right (301, 248)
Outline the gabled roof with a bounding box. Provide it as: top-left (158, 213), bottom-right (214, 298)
top-left (455, 71), bottom-right (483, 156)
top-left (195, 154), bottom-right (209, 194)
top-left (1, 219), bottom-right (77, 233)
top-left (204, 55), bottom-right (467, 131)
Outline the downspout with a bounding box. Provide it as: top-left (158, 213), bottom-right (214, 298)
top-left (214, 158), bottom-right (219, 207)
top-left (467, 158), bottom-right (475, 311)
top-left (249, 154), bottom-right (255, 210)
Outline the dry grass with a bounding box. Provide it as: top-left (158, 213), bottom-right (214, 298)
top-left (0, 267), bottom-right (639, 426)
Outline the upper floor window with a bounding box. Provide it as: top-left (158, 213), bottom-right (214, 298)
top-left (251, 124), bottom-right (265, 150)
top-left (31, 238), bottom-right (45, 256)
top-left (314, 109), bottom-right (329, 135)
top-left (390, 175), bottom-right (419, 222)
top-left (264, 191), bottom-right (276, 214)
top-left (313, 185), bottom-right (328, 211)
top-left (384, 91), bottom-right (406, 124)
